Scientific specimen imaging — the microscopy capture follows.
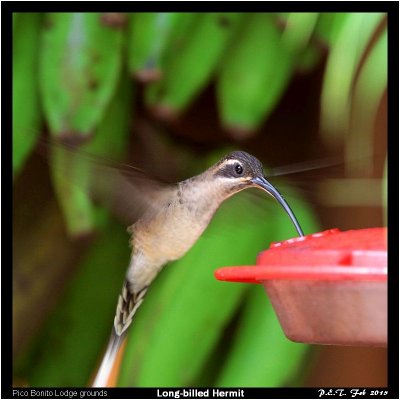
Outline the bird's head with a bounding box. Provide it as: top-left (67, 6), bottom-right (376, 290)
top-left (212, 151), bottom-right (304, 237)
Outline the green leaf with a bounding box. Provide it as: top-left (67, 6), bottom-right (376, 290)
top-left (216, 286), bottom-right (310, 386)
top-left (13, 13), bottom-right (43, 178)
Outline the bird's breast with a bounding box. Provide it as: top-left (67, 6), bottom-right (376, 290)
top-left (131, 197), bottom-right (219, 264)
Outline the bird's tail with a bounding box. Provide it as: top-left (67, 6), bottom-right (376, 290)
top-left (92, 280), bottom-right (148, 387)
top-left (92, 331), bottom-right (125, 387)
top-left (114, 280), bottom-right (148, 336)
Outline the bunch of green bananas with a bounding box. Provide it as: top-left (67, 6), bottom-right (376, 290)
top-left (138, 12), bottom-right (320, 135)
top-left (14, 13), bottom-right (130, 236)
top-left (13, 12), bottom-right (386, 235)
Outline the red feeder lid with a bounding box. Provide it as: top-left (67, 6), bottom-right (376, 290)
top-left (215, 228), bottom-right (387, 283)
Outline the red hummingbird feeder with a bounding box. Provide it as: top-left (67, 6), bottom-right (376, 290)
top-left (215, 228), bottom-right (387, 347)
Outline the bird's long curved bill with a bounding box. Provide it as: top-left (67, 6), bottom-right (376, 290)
top-left (251, 176), bottom-right (304, 237)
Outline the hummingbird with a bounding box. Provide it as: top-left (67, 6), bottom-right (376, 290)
top-left (91, 150), bottom-right (303, 387)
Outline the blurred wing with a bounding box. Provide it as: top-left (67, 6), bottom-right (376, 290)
top-left (44, 140), bottom-right (176, 226)
top-left (93, 163), bottom-right (176, 225)
top-left (266, 155), bottom-right (345, 178)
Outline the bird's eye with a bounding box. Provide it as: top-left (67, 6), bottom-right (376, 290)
top-left (234, 163), bottom-right (243, 175)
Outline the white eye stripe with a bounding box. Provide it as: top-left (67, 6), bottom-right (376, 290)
top-left (220, 159), bottom-right (243, 167)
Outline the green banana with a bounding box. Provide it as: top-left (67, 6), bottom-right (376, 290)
top-left (82, 71), bottom-right (133, 160)
top-left (281, 12), bottom-right (319, 53)
top-left (281, 13), bottom-right (321, 73)
top-left (315, 13), bottom-right (351, 45)
top-left (127, 13), bottom-right (182, 82)
top-left (50, 72), bottom-right (133, 237)
top-left (345, 27), bottom-right (387, 176)
top-left (50, 146), bottom-right (95, 237)
top-left (13, 13), bottom-right (43, 178)
top-left (217, 13), bottom-right (294, 138)
top-left (39, 12), bottom-right (124, 141)
top-left (320, 12), bottom-right (385, 145)
top-left (145, 13), bottom-right (242, 118)
top-left (296, 43), bottom-right (323, 73)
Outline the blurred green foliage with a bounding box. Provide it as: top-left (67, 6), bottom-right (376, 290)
top-left (319, 13), bottom-right (384, 145)
top-left (39, 13), bottom-right (124, 139)
top-left (13, 12), bottom-right (387, 179)
top-left (13, 13), bottom-right (43, 176)
top-left (12, 12), bottom-right (387, 387)
top-left (14, 221), bottom-right (130, 386)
